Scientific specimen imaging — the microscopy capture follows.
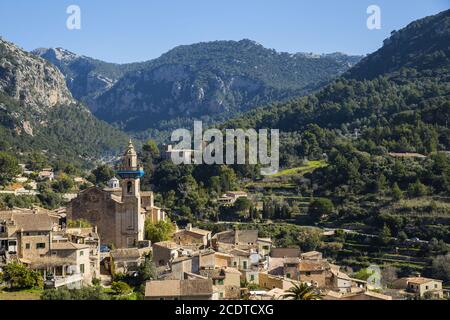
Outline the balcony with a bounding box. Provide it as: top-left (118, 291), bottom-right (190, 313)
top-left (116, 166), bottom-right (145, 179)
top-left (45, 273), bottom-right (83, 289)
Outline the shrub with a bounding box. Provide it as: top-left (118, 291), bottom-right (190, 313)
top-left (111, 281), bottom-right (132, 295)
top-left (2, 263), bottom-right (43, 290)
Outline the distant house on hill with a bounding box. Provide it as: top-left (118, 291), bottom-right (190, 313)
top-left (38, 169), bottom-right (55, 181)
top-left (173, 223), bottom-right (212, 248)
top-left (392, 276), bottom-right (443, 299)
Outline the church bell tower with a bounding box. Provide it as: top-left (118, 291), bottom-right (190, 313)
top-left (116, 140), bottom-right (145, 247)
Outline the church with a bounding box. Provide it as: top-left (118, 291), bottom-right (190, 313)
top-left (68, 141), bottom-right (165, 248)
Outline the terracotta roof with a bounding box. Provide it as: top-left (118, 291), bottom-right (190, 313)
top-left (66, 228), bottom-right (99, 239)
top-left (188, 228), bottom-right (211, 236)
top-left (174, 228), bottom-right (210, 239)
top-left (200, 269), bottom-right (225, 280)
top-left (153, 241), bottom-right (179, 249)
top-left (0, 211), bottom-right (57, 232)
top-left (52, 242), bottom-right (89, 250)
top-left (407, 277), bottom-right (442, 285)
top-left (223, 267), bottom-right (241, 275)
top-left (229, 248), bottom-right (251, 257)
top-left (298, 260), bottom-right (329, 272)
top-left (301, 251), bottom-right (322, 258)
top-left (331, 269), bottom-right (352, 281)
top-left (145, 279), bottom-right (213, 297)
top-left (283, 257), bottom-right (300, 264)
top-left (110, 248), bottom-right (141, 260)
top-left (212, 229), bottom-right (259, 245)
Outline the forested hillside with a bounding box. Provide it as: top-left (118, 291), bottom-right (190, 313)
top-left (0, 38), bottom-right (129, 168)
top-left (222, 10), bottom-right (450, 242)
top-left (35, 39), bottom-right (361, 134)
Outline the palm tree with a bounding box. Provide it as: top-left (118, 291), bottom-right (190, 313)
top-left (282, 283), bottom-right (322, 300)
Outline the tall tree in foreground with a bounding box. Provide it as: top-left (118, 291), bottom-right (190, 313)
top-left (0, 152), bottom-right (20, 187)
top-left (282, 283), bottom-right (322, 300)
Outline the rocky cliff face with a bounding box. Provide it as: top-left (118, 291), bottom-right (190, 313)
top-left (0, 37), bottom-right (129, 162)
top-left (0, 39), bottom-right (75, 111)
top-left (32, 47), bottom-right (145, 109)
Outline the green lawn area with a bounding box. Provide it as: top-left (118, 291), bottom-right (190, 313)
top-left (270, 160), bottom-right (328, 177)
top-left (0, 288), bottom-right (42, 300)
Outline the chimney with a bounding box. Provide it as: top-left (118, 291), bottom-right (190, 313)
top-left (186, 223), bottom-right (193, 231)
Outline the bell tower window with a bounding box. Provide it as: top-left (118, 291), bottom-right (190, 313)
top-left (127, 181), bottom-right (132, 194)
top-left (128, 158), bottom-right (131, 167)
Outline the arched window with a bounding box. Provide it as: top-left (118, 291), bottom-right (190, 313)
top-left (127, 181), bottom-right (132, 194)
top-left (128, 158), bottom-right (132, 167)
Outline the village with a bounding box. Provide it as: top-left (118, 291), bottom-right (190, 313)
top-left (0, 141), bottom-right (446, 301)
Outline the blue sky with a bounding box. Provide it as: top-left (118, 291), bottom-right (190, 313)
top-left (0, 0), bottom-right (448, 63)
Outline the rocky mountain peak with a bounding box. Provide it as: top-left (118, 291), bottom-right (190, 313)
top-left (0, 38), bottom-right (75, 109)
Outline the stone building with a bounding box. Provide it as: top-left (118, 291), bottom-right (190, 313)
top-left (0, 209), bottom-right (59, 261)
top-left (68, 141), bottom-right (164, 249)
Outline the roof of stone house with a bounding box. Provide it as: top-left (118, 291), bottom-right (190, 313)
top-left (51, 242), bottom-right (90, 251)
top-left (212, 229), bottom-right (259, 245)
top-left (28, 256), bottom-right (75, 269)
top-left (322, 290), bottom-right (343, 299)
top-left (283, 257), bottom-right (301, 265)
top-left (330, 269), bottom-right (352, 281)
top-left (199, 267), bottom-right (241, 279)
top-left (267, 257), bottom-right (286, 272)
top-left (350, 291), bottom-right (393, 300)
top-left (406, 277), bottom-right (442, 285)
top-left (264, 288), bottom-right (286, 299)
top-left (298, 260), bottom-right (329, 272)
top-left (188, 228), bottom-right (211, 236)
top-left (153, 241), bottom-right (180, 249)
top-left (145, 279), bottom-right (213, 297)
top-left (180, 279), bottom-right (213, 296)
top-left (146, 280), bottom-right (181, 297)
top-left (200, 268), bottom-right (225, 280)
top-left (224, 267), bottom-right (241, 275)
top-left (197, 249), bottom-right (215, 257)
top-left (110, 248), bottom-right (141, 260)
top-left (236, 230), bottom-right (259, 244)
top-left (301, 251), bottom-right (322, 258)
top-left (39, 171), bottom-right (54, 177)
top-left (1, 212), bottom-right (56, 232)
top-left (268, 266), bottom-right (284, 276)
top-left (365, 291), bottom-right (392, 300)
top-left (229, 248), bottom-right (252, 257)
top-left (213, 251), bottom-right (234, 258)
top-left (172, 254), bottom-right (197, 264)
top-left (258, 237), bottom-right (272, 243)
top-left (65, 228), bottom-right (99, 240)
top-left (270, 248), bottom-right (301, 258)
top-left (174, 228), bottom-right (210, 239)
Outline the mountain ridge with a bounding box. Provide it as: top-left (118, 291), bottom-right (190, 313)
top-left (33, 39), bottom-right (362, 133)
